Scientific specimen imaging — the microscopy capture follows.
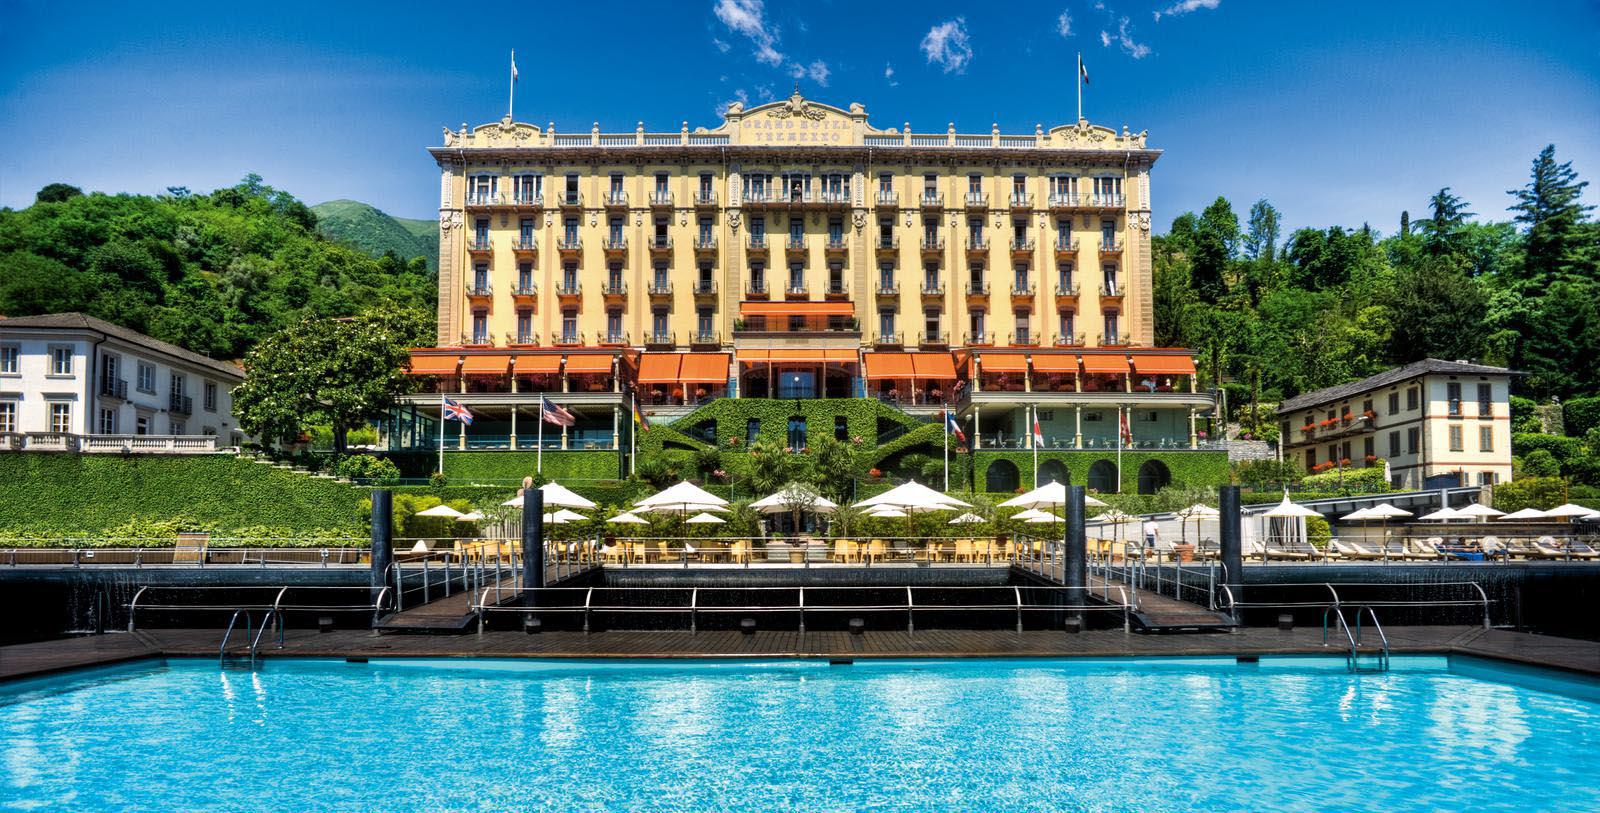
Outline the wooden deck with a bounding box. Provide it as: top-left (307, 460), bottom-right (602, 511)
top-left (6, 625), bottom-right (1598, 683)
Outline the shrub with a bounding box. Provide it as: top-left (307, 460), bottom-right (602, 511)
top-left (1233, 459), bottom-right (1303, 489)
top-left (1491, 477), bottom-right (1567, 513)
top-left (1512, 433), bottom-right (1582, 466)
top-left (1301, 464), bottom-right (1388, 493)
top-left (332, 454), bottom-right (400, 485)
top-left (1519, 449), bottom-right (1561, 478)
top-left (1305, 515), bottom-right (1331, 549)
top-left (1510, 396), bottom-right (1541, 434)
top-left (1564, 397), bottom-right (1600, 438)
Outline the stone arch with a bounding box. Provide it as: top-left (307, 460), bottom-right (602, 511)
top-left (1037, 459), bottom-right (1070, 486)
top-left (1137, 459), bottom-right (1172, 495)
top-left (985, 459), bottom-right (1021, 493)
top-left (1087, 459), bottom-right (1118, 493)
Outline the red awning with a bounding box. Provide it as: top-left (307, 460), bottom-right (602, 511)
top-left (910, 353), bottom-right (957, 379)
top-left (1029, 354), bottom-right (1079, 373)
top-left (407, 354), bottom-right (461, 375)
top-left (1080, 354), bottom-right (1131, 374)
top-left (513, 354), bottom-right (562, 375)
top-left (1130, 354), bottom-right (1198, 375)
top-left (564, 355), bottom-right (614, 374)
top-left (978, 353), bottom-right (1028, 373)
top-left (679, 353), bottom-right (730, 383)
top-left (637, 354), bottom-right (683, 384)
top-left (737, 349), bottom-right (858, 363)
top-left (863, 353), bottom-right (915, 379)
top-left (460, 355), bottom-right (510, 375)
top-left (738, 301), bottom-right (856, 317)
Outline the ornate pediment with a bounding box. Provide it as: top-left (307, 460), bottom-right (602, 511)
top-left (723, 92), bottom-right (873, 146)
top-left (1046, 119), bottom-right (1148, 149)
top-left (444, 115), bottom-right (541, 147)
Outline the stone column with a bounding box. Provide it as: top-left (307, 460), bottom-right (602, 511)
top-left (1219, 485), bottom-right (1243, 624)
top-left (1188, 408), bottom-right (1197, 450)
top-left (612, 405), bottom-right (620, 450)
top-left (1074, 405), bottom-right (1083, 449)
top-left (973, 406), bottom-right (982, 450)
top-left (510, 406), bottom-right (518, 450)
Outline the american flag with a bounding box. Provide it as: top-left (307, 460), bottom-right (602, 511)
top-left (943, 410), bottom-right (966, 443)
top-left (541, 396), bottom-right (575, 427)
top-left (442, 397), bottom-right (473, 425)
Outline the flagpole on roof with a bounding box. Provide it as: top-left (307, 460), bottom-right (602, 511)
top-left (508, 49), bottom-right (517, 120)
top-left (1076, 52), bottom-right (1083, 121)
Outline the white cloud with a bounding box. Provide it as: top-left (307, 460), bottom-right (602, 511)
top-left (712, 38), bottom-right (731, 54)
top-left (921, 18), bottom-right (973, 74)
top-left (1057, 10), bottom-right (1073, 37)
top-left (884, 62), bottom-right (898, 87)
top-left (1099, 29), bottom-right (1111, 47)
top-left (1101, 16), bottom-right (1151, 58)
top-left (714, 0), bottom-right (783, 66)
top-left (806, 60), bottom-right (830, 87)
top-left (1154, 0), bottom-right (1219, 22)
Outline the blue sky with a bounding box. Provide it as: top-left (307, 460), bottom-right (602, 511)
top-left (2, 0), bottom-right (1597, 235)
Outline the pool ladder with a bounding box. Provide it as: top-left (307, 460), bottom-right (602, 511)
top-left (1323, 605), bottom-right (1390, 673)
top-left (219, 609), bottom-right (282, 669)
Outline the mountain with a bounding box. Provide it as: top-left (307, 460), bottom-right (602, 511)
top-left (312, 200), bottom-right (437, 272)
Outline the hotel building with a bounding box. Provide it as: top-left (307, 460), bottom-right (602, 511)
top-left (1277, 359), bottom-right (1515, 490)
top-left (399, 92), bottom-right (1216, 488)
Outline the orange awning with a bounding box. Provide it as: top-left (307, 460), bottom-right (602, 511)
top-left (864, 352), bottom-right (915, 379)
top-left (637, 354), bottom-right (683, 384)
top-left (1130, 354), bottom-right (1198, 375)
top-left (564, 354), bottom-right (614, 374)
top-left (1029, 353), bottom-right (1079, 374)
top-left (407, 354), bottom-right (461, 375)
top-left (460, 355), bottom-right (510, 375)
top-left (978, 353), bottom-right (1028, 373)
top-left (1080, 354), bottom-right (1131, 374)
top-left (910, 353), bottom-right (957, 379)
top-left (680, 353), bottom-right (730, 383)
top-left (738, 301), bottom-right (856, 317)
top-left (738, 349), bottom-right (858, 363)
top-left (513, 354), bottom-right (562, 375)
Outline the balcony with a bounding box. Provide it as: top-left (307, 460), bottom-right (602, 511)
top-left (965, 236), bottom-right (989, 257)
top-left (874, 332), bottom-right (903, 348)
top-left (99, 378), bottom-right (128, 400)
top-left (825, 236), bottom-right (848, 257)
top-left (1099, 282), bottom-right (1124, 302)
top-left (875, 281), bottom-right (900, 300)
top-left (602, 236), bottom-right (628, 257)
top-left (920, 282), bottom-right (946, 302)
top-left (919, 192), bottom-right (945, 210)
top-left (556, 282), bottom-right (582, 305)
top-left (965, 280), bottom-right (990, 304)
top-left (1054, 237), bottom-right (1080, 258)
top-left (1053, 332), bottom-right (1086, 347)
top-left (692, 279), bottom-right (717, 301)
top-left (964, 192), bottom-right (988, 211)
top-left (920, 236), bottom-right (946, 257)
top-left (785, 235), bottom-right (808, 257)
top-left (644, 331), bottom-right (675, 349)
top-left (557, 192), bottom-right (583, 209)
top-left (648, 281), bottom-right (673, 302)
top-left (169, 394), bottom-right (193, 415)
top-left (467, 238), bottom-right (493, 256)
top-left (647, 235), bottom-right (672, 256)
top-left (557, 236), bottom-right (582, 257)
top-left (553, 332), bottom-right (585, 348)
top-left (1010, 283), bottom-right (1035, 304)
top-left (1009, 331), bottom-right (1039, 347)
top-left (747, 234), bottom-right (769, 255)
top-left (598, 331), bottom-right (630, 347)
top-left (814, 191), bottom-right (850, 209)
top-left (466, 192), bottom-right (543, 211)
top-left (461, 333), bottom-right (493, 348)
top-left (1099, 238), bottom-right (1123, 255)
top-left (694, 235), bottom-right (717, 256)
top-left (1009, 238), bottom-right (1035, 259)
top-left (1090, 193), bottom-right (1126, 209)
top-left (784, 283), bottom-right (810, 300)
top-left (513, 193), bottom-right (544, 209)
top-left (649, 191), bottom-right (673, 209)
top-left (694, 190), bottom-right (718, 208)
top-left (746, 280), bottom-right (770, 298)
top-left (1054, 283), bottom-right (1080, 308)
top-left (1099, 332), bottom-right (1131, 347)
top-left (512, 237), bottom-right (538, 258)
top-left (742, 189), bottom-right (776, 207)
top-left (465, 282), bottom-right (494, 303)
top-left (822, 281), bottom-right (849, 300)
top-left (603, 191), bottom-right (628, 210)
top-left (875, 190), bottom-right (899, 209)
top-left (511, 282), bottom-right (538, 304)
top-left (690, 330), bottom-right (720, 347)
top-left (1047, 193), bottom-right (1080, 212)
top-left (919, 330), bottom-right (949, 347)
top-left (875, 235), bottom-right (899, 255)
top-left (602, 280), bottom-right (628, 305)
top-left (506, 331), bottom-right (539, 347)
top-left (1009, 192), bottom-right (1034, 211)
top-left (964, 331), bottom-right (994, 347)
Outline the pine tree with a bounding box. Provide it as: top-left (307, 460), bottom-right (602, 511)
top-left (1421, 187), bottom-right (1473, 259)
top-left (1509, 144), bottom-right (1593, 280)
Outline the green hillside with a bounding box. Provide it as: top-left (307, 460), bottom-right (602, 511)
top-left (312, 199), bottom-right (437, 273)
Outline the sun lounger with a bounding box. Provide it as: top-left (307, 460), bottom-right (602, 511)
top-left (1406, 538), bottom-right (1443, 560)
top-left (1565, 541), bottom-right (1600, 560)
top-left (1505, 538), bottom-right (1542, 560)
top-left (1331, 539), bottom-right (1383, 560)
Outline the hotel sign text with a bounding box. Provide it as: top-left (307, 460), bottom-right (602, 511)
top-left (740, 117), bottom-right (852, 146)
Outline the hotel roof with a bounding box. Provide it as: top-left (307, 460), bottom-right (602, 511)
top-left (1278, 359), bottom-right (1514, 414)
top-left (0, 312), bottom-right (244, 380)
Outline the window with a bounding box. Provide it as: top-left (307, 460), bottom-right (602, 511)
top-left (562, 263), bottom-right (578, 291)
top-left (1049, 175), bottom-right (1074, 202)
top-left (1448, 424), bottom-right (1463, 451)
top-left (1012, 174), bottom-right (1027, 199)
top-left (607, 218), bottom-right (623, 244)
top-left (1363, 437), bottom-right (1374, 460)
top-left (968, 174), bottom-right (983, 196)
top-left (697, 308), bottom-right (713, 337)
top-left (699, 218), bottom-right (713, 243)
top-left (1389, 431), bottom-right (1400, 457)
top-left (518, 218), bottom-right (535, 244)
top-left (969, 218), bottom-right (984, 242)
top-left (828, 218), bottom-right (843, 244)
top-left (699, 173), bottom-right (713, 197)
top-left (789, 218), bottom-right (804, 244)
top-left (49, 402), bottom-right (72, 433)
top-left (750, 262), bottom-right (766, 291)
top-left (562, 311), bottom-right (578, 342)
top-left (923, 174), bottom-right (938, 197)
top-left (1055, 219), bottom-right (1072, 247)
top-left (0, 402), bottom-right (15, 433)
top-left (924, 309), bottom-right (940, 338)
top-left (1014, 310), bottom-right (1031, 341)
top-left (1406, 427), bottom-right (1419, 455)
top-left (0, 345), bottom-right (15, 375)
top-left (1305, 448), bottom-right (1316, 468)
top-left (467, 174), bottom-right (496, 203)
top-left (1477, 383), bottom-right (1493, 418)
top-left (1057, 262), bottom-right (1074, 292)
top-left (516, 311), bottom-right (533, 342)
top-left (1406, 388), bottom-right (1418, 411)
top-left (879, 262), bottom-right (894, 290)
top-left (1479, 471), bottom-right (1498, 486)
top-left (1388, 392), bottom-right (1400, 415)
top-left (1093, 176), bottom-right (1122, 201)
top-left (135, 415), bottom-right (149, 435)
top-left (517, 263), bottom-right (534, 292)
top-left (1480, 426), bottom-right (1494, 452)
top-left (969, 262), bottom-right (985, 287)
top-left (654, 173), bottom-right (668, 195)
top-left (473, 218), bottom-right (489, 244)
top-left (969, 310), bottom-right (986, 341)
top-left (835, 416), bottom-right (849, 442)
top-left (878, 173), bottom-right (893, 195)
top-left (827, 263), bottom-right (844, 294)
top-left (788, 263), bottom-right (804, 292)
top-left (203, 382), bottom-right (217, 412)
top-left (170, 372), bottom-right (185, 398)
top-left (1447, 382), bottom-right (1462, 417)
top-left (607, 263), bottom-right (623, 291)
top-left (606, 311), bottom-right (623, 340)
top-left (1059, 310), bottom-right (1076, 339)
top-left (746, 418), bottom-right (761, 445)
top-left (653, 263), bottom-right (669, 290)
top-left (609, 174), bottom-right (623, 195)
top-left (924, 263), bottom-right (939, 290)
top-left (471, 312), bottom-right (488, 344)
top-left (512, 173), bottom-right (540, 203)
top-left (1361, 399), bottom-right (1373, 417)
top-left (750, 216), bottom-right (766, 240)
top-left (473, 263), bottom-right (489, 291)
top-left (1103, 310), bottom-right (1120, 340)
top-left (1102, 263), bottom-right (1118, 294)
top-left (879, 310), bottom-right (896, 337)
top-left (786, 416), bottom-right (807, 451)
top-left (1100, 219), bottom-right (1116, 247)
top-left (102, 354), bottom-right (119, 386)
top-left (170, 419), bottom-right (185, 435)
top-left (50, 346), bottom-right (73, 376)
top-left (652, 310), bottom-right (668, 338)
top-left (99, 407), bottom-right (118, 434)
top-left (1013, 263), bottom-right (1029, 291)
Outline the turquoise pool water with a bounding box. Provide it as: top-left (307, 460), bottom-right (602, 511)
top-left (3, 655), bottom-right (1599, 811)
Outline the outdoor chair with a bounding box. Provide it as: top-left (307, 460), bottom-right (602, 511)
top-left (1505, 538), bottom-right (1542, 560)
top-left (832, 539), bottom-right (857, 563)
top-left (656, 541), bottom-right (676, 563)
top-left (1407, 538), bottom-right (1443, 559)
top-left (1331, 539), bottom-right (1383, 560)
top-left (1564, 541), bottom-right (1600, 560)
top-left (866, 539), bottom-right (887, 563)
top-left (1532, 536), bottom-right (1572, 559)
top-left (954, 539), bottom-right (974, 563)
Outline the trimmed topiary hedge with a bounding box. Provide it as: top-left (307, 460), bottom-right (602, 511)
top-left (969, 450), bottom-right (1230, 495)
top-left (1563, 397), bottom-right (1600, 438)
top-left (387, 450), bottom-right (623, 484)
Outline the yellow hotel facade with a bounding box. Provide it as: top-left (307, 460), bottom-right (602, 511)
top-left (405, 92), bottom-right (1211, 455)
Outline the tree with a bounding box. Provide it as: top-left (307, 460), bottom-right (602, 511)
top-left (1419, 187), bottom-right (1473, 259)
top-left (1509, 144), bottom-right (1593, 281)
top-left (1388, 256), bottom-right (1488, 363)
top-left (35, 183), bottom-right (83, 204)
top-left (1191, 197), bottom-right (1240, 303)
top-left (232, 308), bottom-right (428, 453)
top-left (1243, 199), bottom-right (1281, 263)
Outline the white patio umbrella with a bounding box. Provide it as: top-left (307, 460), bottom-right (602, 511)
top-left (501, 481), bottom-right (598, 510)
top-left (685, 512), bottom-right (726, 524)
top-left (1264, 497), bottom-right (1322, 519)
top-left (607, 511), bottom-right (648, 524)
top-left (869, 508), bottom-right (909, 518)
top-left (1176, 503), bottom-right (1219, 544)
top-left (1498, 507), bottom-right (1550, 521)
top-left (542, 509), bottom-right (586, 524)
top-left (749, 483), bottom-right (839, 514)
top-left (998, 480), bottom-right (1108, 511)
top-left (1455, 502), bottom-right (1505, 520)
top-left (947, 512), bottom-right (986, 524)
top-left (1543, 503), bottom-right (1597, 519)
top-left (1088, 508), bottom-right (1136, 551)
top-left (454, 510), bottom-right (485, 522)
top-left (1416, 506), bottom-right (1462, 522)
top-left (1025, 512), bottom-right (1063, 524)
top-left (1011, 508), bottom-right (1053, 521)
top-left (1349, 502), bottom-right (1412, 551)
top-left (636, 480), bottom-right (729, 512)
top-left (414, 504), bottom-right (465, 518)
top-left (853, 480), bottom-right (972, 511)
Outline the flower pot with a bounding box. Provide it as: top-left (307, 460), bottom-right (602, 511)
top-left (1173, 543), bottom-right (1194, 564)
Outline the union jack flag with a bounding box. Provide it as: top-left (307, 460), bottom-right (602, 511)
top-left (442, 397), bottom-right (473, 425)
top-left (541, 396), bottom-right (575, 427)
top-left (943, 410), bottom-right (966, 443)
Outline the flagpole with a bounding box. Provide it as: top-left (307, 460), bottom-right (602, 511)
top-left (537, 394), bottom-right (544, 476)
top-left (1031, 404), bottom-right (1039, 488)
top-left (1076, 52), bottom-right (1083, 121)
top-left (630, 393), bottom-right (638, 475)
top-left (1116, 405), bottom-right (1124, 494)
top-left (437, 394), bottom-right (446, 477)
top-left (942, 410), bottom-right (949, 492)
top-left (508, 49), bottom-right (516, 119)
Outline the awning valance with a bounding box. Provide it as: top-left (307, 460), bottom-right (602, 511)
top-left (407, 354), bottom-right (461, 375)
top-left (1130, 354), bottom-right (1198, 375)
top-left (513, 354), bottom-right (562, 375)
top-left (738, 301), bottom-right (856, 317)
top-left (978, 353), bottom-right (1028, 373)
top-left (637, 354), bottom-right (682, 384)
top-left (679, 353), bottom-right (730, 383)
top-left (863, 353), bottom-right (914, 379)
top-left (1029, 354), bottom-right (1079, 373)
top-left (460, 355), bottom-right (510, 375)
top-left (1080, 354), bottom-right (1131, 374)
top-left (910, 353), bottom-right (958, 379)
top-left (564, 354), bottom-right (614, 374)
top-left (737, 349), bottom-right (858, 363)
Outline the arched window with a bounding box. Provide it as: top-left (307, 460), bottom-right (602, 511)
top-left (1137, 459), bottom-right (1172, 495)
top-left (1038, 459), bottom-right (1070, 486)
top-left (1087, 459), bottom-right (1118, 493)
top-left (787, 416), bottom-right (807, 451)
top-left (985, 459), bottom-right (1021, 493)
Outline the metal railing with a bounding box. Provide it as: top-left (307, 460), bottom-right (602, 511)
top-left (127, 584), bottom-right (394, 632)
top-left (1216, 580), bottom-right (1491, 630)
top-left (4, 544), bottom-right (370, 567)
top-left (1324, 604), bottom-right (1390, 672)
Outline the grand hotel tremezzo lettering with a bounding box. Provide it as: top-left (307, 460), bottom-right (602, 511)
top-left (739, 115), bottom-right (851, 145)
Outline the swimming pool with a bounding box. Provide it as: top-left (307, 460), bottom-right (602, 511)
top-left (3, 655), bottom-right (1598, 811)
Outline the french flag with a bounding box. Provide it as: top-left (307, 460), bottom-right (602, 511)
top-left (943, 410), bottom-right (966, 443)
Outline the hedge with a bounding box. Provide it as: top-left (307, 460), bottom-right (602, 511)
top-left (1511, 433), bottom-right (1583, 466)
top-left (1301, 464), bottom-right (1388, 493)
top-left (639, 398), bottom-right (919, 460)
top-left (387, 450), bottom-right (623, 484)
top-left (1563, 397), bottom-right (1600, 438)
top-left (0, 453), bottom-right (368, 539)
top-left (969, 450), bottom-right (1230, 495)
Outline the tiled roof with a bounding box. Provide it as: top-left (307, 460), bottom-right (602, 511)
top-left (1278, 359), bottom-right (1513, 414)
top-left (0, 312), bottom-right (243, 380)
